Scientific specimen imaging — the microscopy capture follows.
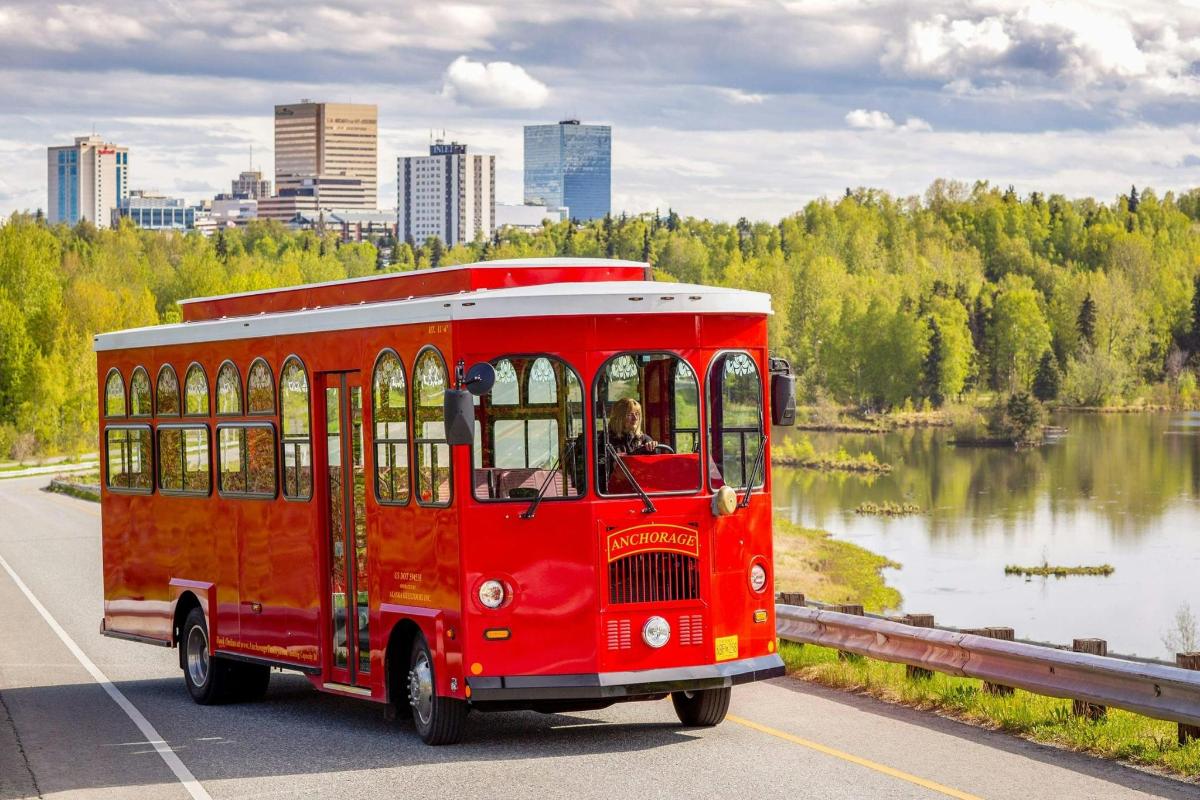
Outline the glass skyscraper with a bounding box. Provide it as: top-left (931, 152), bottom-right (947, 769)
top-left (523, 121), bottom-right (611, 222)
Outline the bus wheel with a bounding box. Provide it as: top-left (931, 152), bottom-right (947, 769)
top-left (182, 607), bottom-right (233, 704)
top-left (408, 636), bottom-right (467, 745)
top-left (671, 687), bottom-right (731, 727)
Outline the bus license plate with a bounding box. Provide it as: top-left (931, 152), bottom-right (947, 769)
top-left (714, 635), bottom-right (738, 662)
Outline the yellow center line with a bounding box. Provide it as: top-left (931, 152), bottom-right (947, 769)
top-left (728, 714), bottom-right (984, 800)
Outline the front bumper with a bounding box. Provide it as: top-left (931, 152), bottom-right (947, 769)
top-left (466, 654), bottom-right (785, 702)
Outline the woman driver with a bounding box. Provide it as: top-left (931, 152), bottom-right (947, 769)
top-left (607, 398), bottom-right (659, 455)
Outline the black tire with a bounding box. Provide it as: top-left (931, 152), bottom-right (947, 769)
top-left (671, 687), bottom-right (731, 727)
top-left (181, 607), bottom-right (235, 705)
top-left (408, 636), bottom-right (468, 745)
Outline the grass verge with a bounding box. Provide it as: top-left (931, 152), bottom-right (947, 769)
top-left (780, 640), bottom-right (1200, 781)
top-left (45, 478), bottom-right (100, 503)
top-left (773, 519), bottom-right (901, 613)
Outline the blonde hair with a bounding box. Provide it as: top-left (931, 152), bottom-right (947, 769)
top-left (608, 398), bottom-right (643, 437)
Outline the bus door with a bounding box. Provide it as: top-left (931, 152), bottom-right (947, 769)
top-left (318, 371), bottom-right (372, 686)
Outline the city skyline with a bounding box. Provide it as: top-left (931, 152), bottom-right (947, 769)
top-left (6, 1), bottom-right (1200, 222)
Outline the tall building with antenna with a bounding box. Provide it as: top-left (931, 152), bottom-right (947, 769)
top-left (397, 140), bottom-right (495, 246)
top-left (47, 135), bottom-right (129, 227)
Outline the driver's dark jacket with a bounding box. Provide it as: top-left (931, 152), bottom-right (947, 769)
top-left (608, 432), bottom-right (658, 455)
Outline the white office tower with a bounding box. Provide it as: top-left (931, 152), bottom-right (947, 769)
top-left (397, 142), bottom-right (495, 246)
top-left (47, 136), bottom-right (129, 227)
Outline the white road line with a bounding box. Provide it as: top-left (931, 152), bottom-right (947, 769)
top-left (0, 553), bottom-right (212, 800)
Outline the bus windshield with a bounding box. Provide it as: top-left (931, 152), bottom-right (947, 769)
top-left (594, 352), bottom-right (701, 495)
top-left (472, 355), bottom-right (585, 501)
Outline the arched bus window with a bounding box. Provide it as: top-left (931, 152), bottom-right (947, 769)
top-left (246, 358), bottom-right (275, 415)
top-left (594, 352), bottom-right (701, 496)
top-left (156, 365), bottom-right (180, 416)
top-left (491, 359), bottom-right (519, 405)
top-left (707, 351), bottom-right (764, 490)
top-left (129, 367), bottom-right (152, 417)
top-left (184, 363), bottom-right (209, 416)
top-left (280, 357), bottom-right (313, 500)
top-left (372, 350), bottom-right (410, 505)
top-left (414, 347), bottom-right (451, 506)
top-left (216, 361), bottom-right (242, 416)
top-left (104, 369), bottom-right (125, 418)
top-left (473, 355), bottom-right (584, 502)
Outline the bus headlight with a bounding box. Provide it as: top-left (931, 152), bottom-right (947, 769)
top-left (642, 616), bottom-right (671, 648)
top-left (749, 563), bottom-right (767, 593)
top-left (478, 580), bottom-right (506, 609)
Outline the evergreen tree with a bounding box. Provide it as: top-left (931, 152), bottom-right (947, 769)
top-left (666, 208), bottom-right (680, 232)
top-left (736, 217), bottom-right (752, 257)
top-left (1128, 184), bottom-right (1140, 214)
top-left (603, 213), bottom-right (615, 258)
top-left (1032, 350), bottom-right (1061, 401)
top-left (215, 229), bottom-right (228, 261)
top-left (429, 237), bottom-right (444, 268)
top-left (641, 229), bottom-right (651, 263)
top-left (1077, 293), bottom-right (1097, 348)
top-left (921, 316), bottom-right (946, 407)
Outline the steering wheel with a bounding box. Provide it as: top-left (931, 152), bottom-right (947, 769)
top-left (653, 444), bottom-right (675, 454)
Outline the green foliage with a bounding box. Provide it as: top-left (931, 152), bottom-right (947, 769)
top-left (986, 391), bottom-right (1046, 446)
top-left (1032, 350), bottom-right (1061, 401)
top-left (5, 177), bottom-right (1200, 455)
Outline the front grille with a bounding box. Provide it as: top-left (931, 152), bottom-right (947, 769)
top-left (609, 551), bottom-right (700, 605)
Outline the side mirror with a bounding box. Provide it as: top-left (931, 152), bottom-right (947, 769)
top-left (444, 361), bottom-right (496, 446)
top-left (444, 389), bottom-right (475, 445)
top-left (769, 356), bottom-right (796, 427)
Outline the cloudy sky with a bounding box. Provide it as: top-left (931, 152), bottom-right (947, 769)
top-left (4, 0), bottom-right (1200, 221)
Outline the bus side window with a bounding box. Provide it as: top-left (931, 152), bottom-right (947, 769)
top-left (372, 350), bottom-right (410, 505)
top-left (157, 365), bottom-right (180, 416)
top-left (280, 357), bottom-right (313, 500)
top-left (129, 367), bottom-right (152, 417)
top-left (414, 347), bottom-right (451, 506)
top-left (158, 424), bottom-right (210, 495)
top-left (105, 425), bottom-right (152, 493)
top-left (246, 358), bottom-right (275, 415)
top-left (104, 368), bottom-right (125, 418)
top-left (184, 363), bottom-right (209, 416)
top-left (216, 361), bottom-right (243, 416)
top-left (707, 351), bottom-right (764, 489)
top-left (218, 423), bottom-right (277, 498)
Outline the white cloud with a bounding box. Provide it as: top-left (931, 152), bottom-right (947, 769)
top-left (441, 56), bottom-right (549, 109)
top-left (716, 88), bottom-right (767, 105)
top-left (845, 109), bottom-right (931, 132)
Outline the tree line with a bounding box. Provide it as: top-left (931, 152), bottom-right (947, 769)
top-left (2, 179), bottom-right (1200, 457)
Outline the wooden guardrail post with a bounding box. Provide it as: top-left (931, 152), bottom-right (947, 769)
top-left (964, 627), bottom-right (1015, 695)
top-left (776, 592), bottom-right (806, 606)
top-left (1179, 653), bottom-right (1200, 744)
top-left (830, 604), bottom-right (864, 662)
top-left (903, 614), bottom-right (935, 680)
top-left (1072, 639), bottom-right (1107, 720)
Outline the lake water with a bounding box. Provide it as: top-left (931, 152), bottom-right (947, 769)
top-left (772, 411), bottom-right (1200, 660)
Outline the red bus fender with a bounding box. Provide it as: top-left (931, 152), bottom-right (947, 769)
top-left (168, 579), bottom-right (217, 651)
top-left (378, 604), bottom-right (464, 700)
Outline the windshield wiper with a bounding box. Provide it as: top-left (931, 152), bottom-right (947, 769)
top-left (738, 434), bottom-right (767, 509)
top-left (520, 439), bottom-right (578, 520)
top-left (606, 441), bottom-right (656, 514)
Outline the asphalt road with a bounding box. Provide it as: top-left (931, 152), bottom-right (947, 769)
top-left (0, 475), bottom-right (1193, 800)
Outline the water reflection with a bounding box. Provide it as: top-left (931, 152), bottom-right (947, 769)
top-left (774, 412), bottom-right (1200, 659)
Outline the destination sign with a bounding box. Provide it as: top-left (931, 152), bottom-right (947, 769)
top-left (606, 523), bottom-right (700, 562)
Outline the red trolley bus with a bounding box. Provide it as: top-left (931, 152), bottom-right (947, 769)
top-left (95, 257), bottom-right (793, 744)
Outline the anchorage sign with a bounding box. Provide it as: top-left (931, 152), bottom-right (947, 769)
top-left (606, 523), bottom-right (700, 562)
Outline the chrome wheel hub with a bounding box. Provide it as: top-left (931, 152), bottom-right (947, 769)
top-left (408, 651), bottom-right (434, 725)
top-left (186, 625), bottom-right (209, 688)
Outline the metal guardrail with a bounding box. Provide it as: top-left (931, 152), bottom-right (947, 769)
top-left (776, 603), bottom-right (1200, 729)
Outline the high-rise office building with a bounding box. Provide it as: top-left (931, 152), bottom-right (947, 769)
top-left (231, 170), bottom-right (271, 199)
top-left (274, 100), bottom-right (377, 207)
top-left (523, 120), bottom-right (611, 222)
top-left (47, 135), bottom-right (129, 227)
top-left (398, 141), bottom-right (495, 246)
